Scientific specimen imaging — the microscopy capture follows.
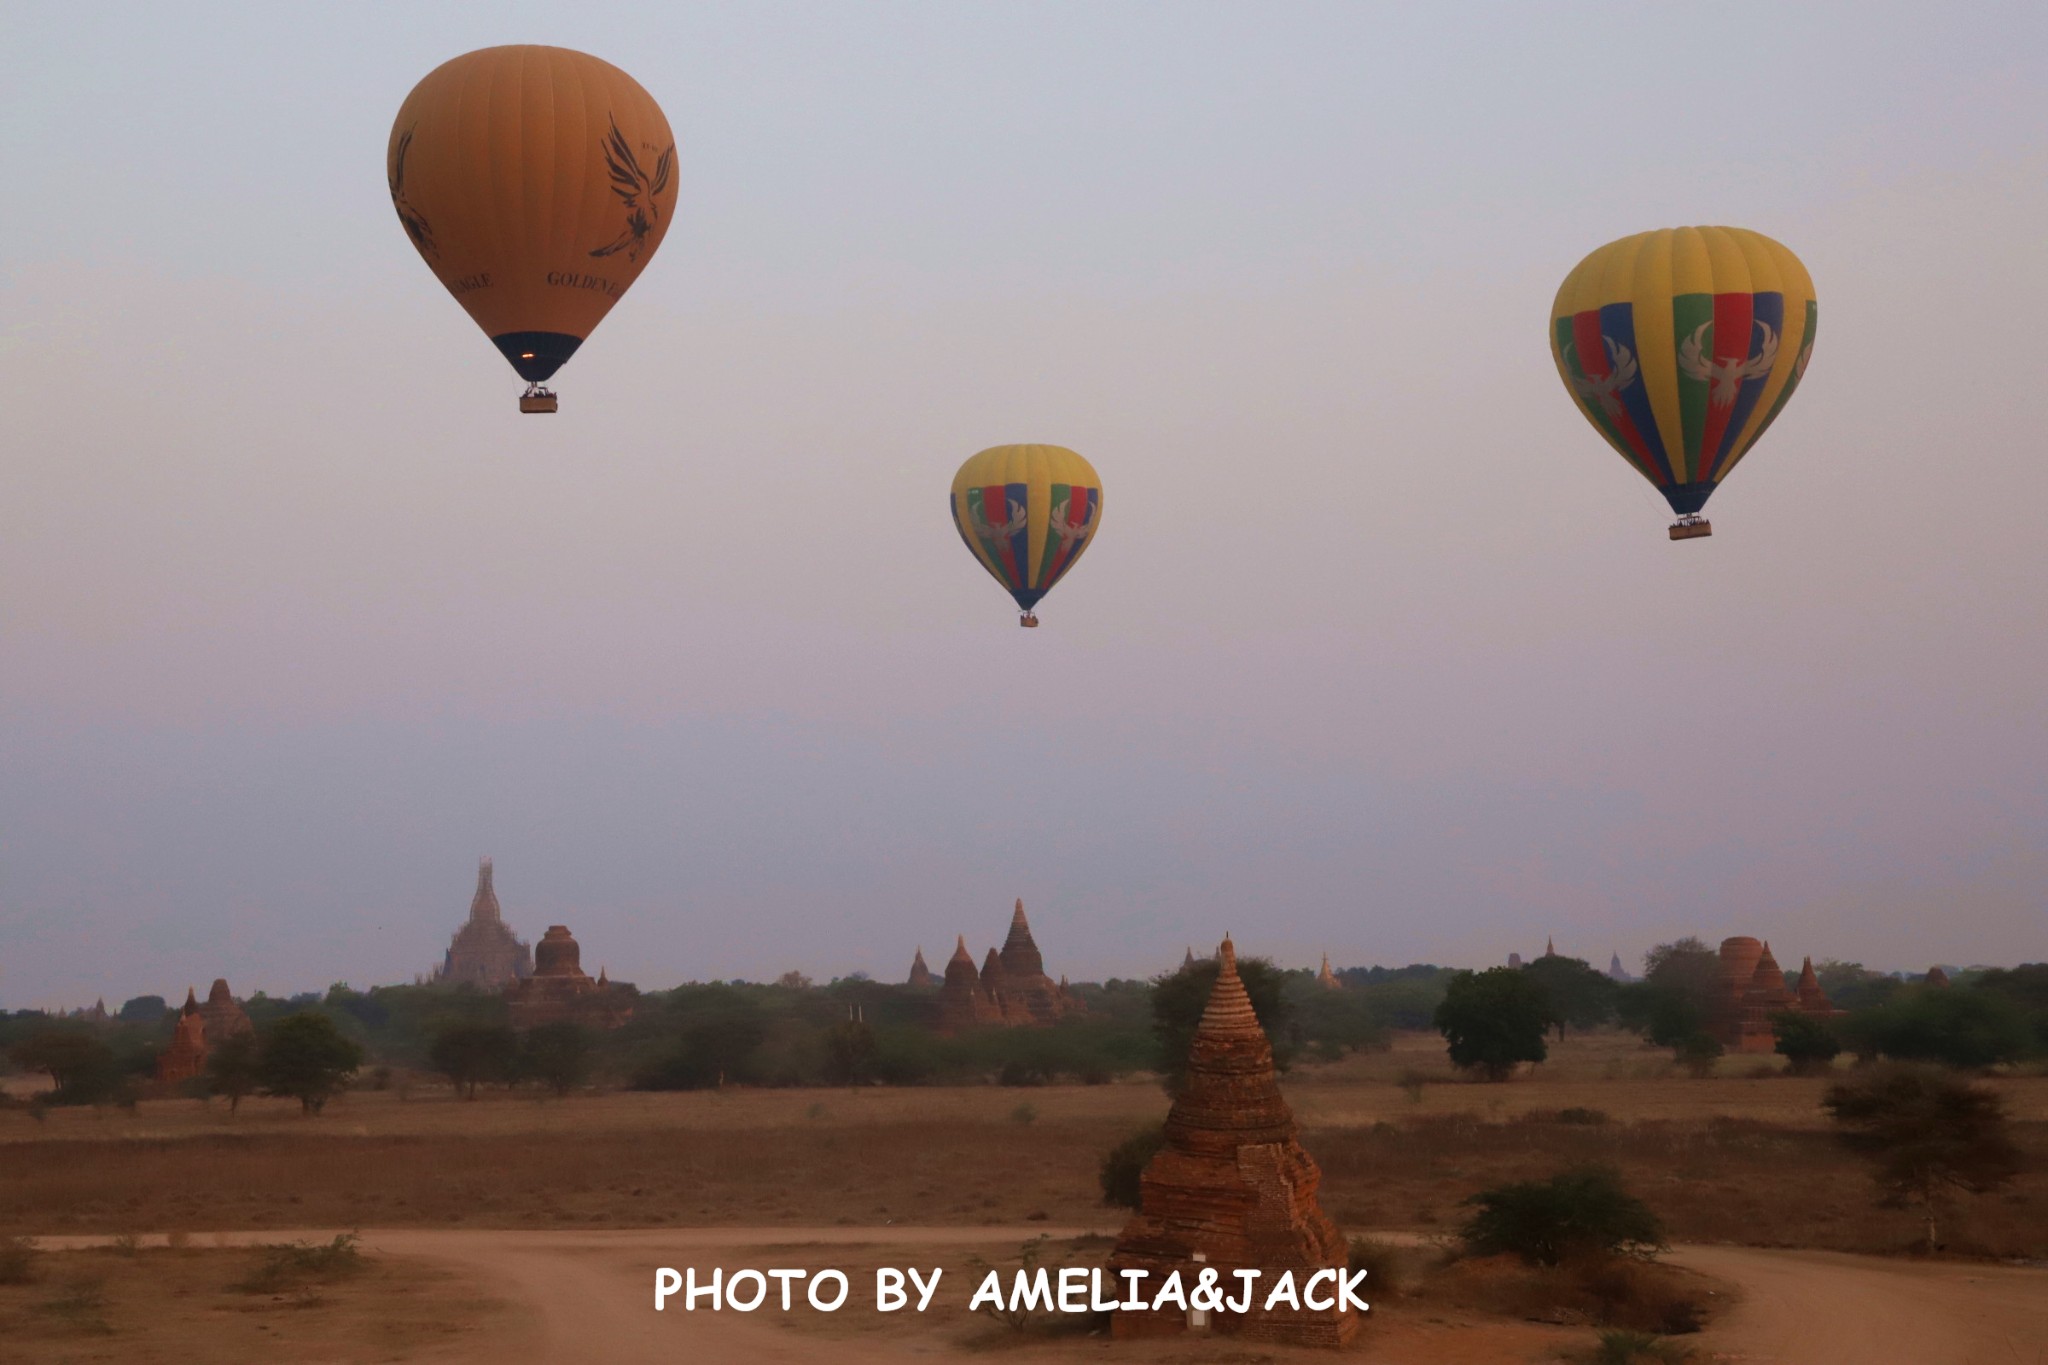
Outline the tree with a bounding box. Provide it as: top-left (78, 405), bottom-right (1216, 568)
top-left (1823, 1064), bottom-right (2024, 1248)
top-left (820, 1018), bottom-right (878, 1086)
top-left (7, 1030), bottom-right (122, 1103)
top-left (204, 1031), bottom-right (261, 1113)
top-left (1151, 956), bottom-right (1292, 1094)
top-left (1098, 1123), bottom-right (1166, 1209)
top-left (1460, 1165), bottom-right (1665, 1265)
top-left (1771, 1010), bottom-right (1840, 1076)
top-left (116, 995), bottom-right (168, 1024)
top-left (428, 1022), bottom-right (519, 1098)
top-left (1673, 1031), bottom-right (1723, 1078)
top-left (1815, 960), bottom-right (1903, 1012)
top-left (1434, 967), bottom-right (1549, 1081)
top-left (1843, 987), bottom-right (2029, 1070)
top-left (520, 1022), bottom-right (593, 1097)
top-left (774, 971), bottom-right (814, 990)
top-left (1520, 955), bottom-right (1618, 1038)
top-left (255, 1013), bottom-right (364, 1114)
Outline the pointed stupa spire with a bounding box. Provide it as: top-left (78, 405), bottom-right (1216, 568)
top-left (907, 945), bottom-right (935, 988)
top-left (1000, 898), bottom-right (1045, 978)
top-left (1317, 952), bottom-right (1340, 989)
top-left (469, 857), bottom-right (502, 923)
top-left (596, 965), bottom-right (609, 988)
top-left (1198, 936), bottom-right (1263, 1036)
top-left (1544, 936), bottom-right (1556, 957)
top-left (181, 986), bottom-right (200, 1014)
top-left (1182, 945), bottom-right (1197, 970)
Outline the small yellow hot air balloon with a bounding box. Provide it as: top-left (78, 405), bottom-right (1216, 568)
top-left (387, 46), bottom-right (677, 412)
top-left (1551, 227), bottom-right (1816, 539)
top-left (949, 445), bottom-right (1103, 627)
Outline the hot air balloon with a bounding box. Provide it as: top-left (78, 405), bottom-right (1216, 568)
top-left (1551, 227), bottom-right (1816, 539)
top-left (387, 46), bottom-right (677, 413)
top-left (949, 445), bottom-right (1103, 627)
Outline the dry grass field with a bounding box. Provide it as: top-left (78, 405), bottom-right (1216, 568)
top-left (4, 1033), bottom-right (2044, 1261)
top-left (0, 1239), bottom-right (525, 1363)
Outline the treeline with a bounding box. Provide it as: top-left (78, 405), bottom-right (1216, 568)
top-left (1429, 943), bottom-right (2048, 1080)
top-left (3, 959), bottom-right (1458, 1104)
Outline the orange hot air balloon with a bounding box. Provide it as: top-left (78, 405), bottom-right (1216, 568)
top-left (387, 46), bottom-right (677, 412)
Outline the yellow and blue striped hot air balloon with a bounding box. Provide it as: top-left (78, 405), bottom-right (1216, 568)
top-left (1551, 227), bottom-right (1816, 539)
top-left (949, 444), bottom-right (1103, 627)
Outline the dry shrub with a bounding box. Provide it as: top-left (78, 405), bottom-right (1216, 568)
top-left (1586, 1328), bottom-right (1696, 1364)
top-left (1346, 1236), bottom-right (1411, 1296)
top-left (231, 1233), bottom-right (363, 1294)
top-left (0, 1234), bottom-right (40, 1284)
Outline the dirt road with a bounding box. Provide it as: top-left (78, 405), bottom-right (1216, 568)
top-left (47, 1228), bottom-right (2048, 1363)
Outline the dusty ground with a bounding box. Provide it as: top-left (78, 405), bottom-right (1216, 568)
top-left (21, 1226), bottom-right (2048, 1364)
top-left (0, 1239), bottom-right (528, 1364)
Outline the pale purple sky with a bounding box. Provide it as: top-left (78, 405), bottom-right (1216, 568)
top-left (3, 3), bottom-right (2045, 1007)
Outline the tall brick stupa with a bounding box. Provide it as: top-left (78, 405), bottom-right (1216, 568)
top-left (1109, 936), bottom-right (1358, 1347)
top-left (434, 858), bottom-right (532, 988)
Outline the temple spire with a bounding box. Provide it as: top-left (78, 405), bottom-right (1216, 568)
top-left (469, 857), bottom-right (502, 923)
top-left (1198, 936), bottom-right (1262, 1035)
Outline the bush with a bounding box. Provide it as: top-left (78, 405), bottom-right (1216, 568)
top-left (231, 1233), bottom-right (364, 1294)
top-left (1460, 1165), bottom-right (1665, 1266)
top-left (1771, 1010), bottom-right (1840, 1075)
top-left (520, 1021), bottom-right (594, 1096)
top-left (0, 1235), bottom-right (39, 1285)
top-left (1556, 1107), bottom-right (1611, 1125)
top-left (1346, 1236), bottom-right (1407, 1295)
top-left (1098, 1123), bottom-right (1166, 1208)
top-left (428, 1022), bottom-right (519, 1098)
top-left (1672, 1032), bottom-right (1722, 1078)
top-left (1588, 1328), bottom-right (1695, 1364)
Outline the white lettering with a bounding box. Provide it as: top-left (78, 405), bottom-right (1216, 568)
top-left (725, 1269), bottom-right (767, 1312)
top-left (1338, 1267), bottom-right (1371, 1312)
top-left (808, 1270), bottom-right (850, 1311)
top-left (654, 1267), bottom-right (682, 1311)
top-left (686, 1267), bottom-right (721, 1310)
top-left (767, 1268), bottom-right (806, 1310)
top-left (876, 1268), bottom-right (907, 1312)
top-left (1058, 1267), bottom-right (1087, 1314)
top-left (1261, 1270), bottom-right (1300, 1311)
top-left (968, 1271), bottom-right (1004, 1312)
top-left (907, 1267), bottom-right (942, 1311)
top-left (1150, 1270), bottom-right (1187, 1312)
top-left (1119, 1268), bottom-right (1149, 1309)
top-left (1302, 1267), bottom-right (1337, 1311)
top-left (1227, 1269), bottom-right (1261, 1313)
top-left (1011, 1268), bottom-right (1053, 1313)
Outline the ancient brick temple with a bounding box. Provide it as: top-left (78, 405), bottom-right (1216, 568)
top-left (931, 902), bottom-right (1083, 1033)
top-left (1713, 937), bottom-right (1840, 1053)
top-left (1924, 966), bottom-right (1951, 988)
top-left (906, 947), bottom-right (935, 988)
top-left (935, 936), bottom-right (1003, 1033)
top-left (1109, 937), bottom-right (1358, 1347)
top-left (1315, 953), bottom-right (1340, 990)
top-left (504, 925), bottom-right (633, 1030)
top-left (434, 858), bottom-right (533, 988)
top-left (153, 988), bottom-right (210, 1088)
top-left (200, 979), bottom-right (253, 1043)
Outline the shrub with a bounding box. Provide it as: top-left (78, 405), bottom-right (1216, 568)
top-left (1009, 1102), bottom-right (1038, 1126)
top-left (1098, 1123), bottom-right (1166, 1209)
top-left (0, 1235), bottom-right (39, 1285)
top-left (1346, 1236), bottom-right (1407, 1295)
top-left (428, 1022), bottom-right (519, 1098)
top-left (1770, 1010), bottom-right (1840, 1075)
top-left (1588, 1328), bottom-right (1695, 1364)
top-left (231, 1233), bottom-right (364, 1294)
top-left (1556, 1107), bottom-right (1610, 1126)
top-left (1672, 1032), bottom-right (1722, 1078)
top-left (520, 1021), bottom-right (594, 1096)
top-left (1843, 989), bottom-right (2030, 1070)
top-left (1460, 1165), bottom-right (1665, 1266)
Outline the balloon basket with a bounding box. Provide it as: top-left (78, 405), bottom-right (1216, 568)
top-left (519, 386), bottom-right (558, 414)
top-left (1668, 517), bottom-right (1712, 541)
top-left (1019, 613), bottom-right (1040, 628)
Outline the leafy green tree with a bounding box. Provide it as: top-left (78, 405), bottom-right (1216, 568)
top-left (1460, 1165), bottom-right (1665, 1265)
top-left (520, 1022), bottom-right (594, 1097)
top-left (1151, 955), bottom-right (1292, 1093)
top-left (1816, 960), bottom-right (1903, 1012)
top-left (632, 986), bottom-right (769, 1090)
top-left (1843, 988), bottom-right (2030, 1070)
top-left (1434, 967), bottom-right (1549, 1081)
top-left (1521, 954), bottom-right (1619, 1038)
top-left (255, 1012), bottom-right (364, 1114)
top-left (7, 1030), bottom-right (123, 1103)
top-left (1971, 964), bottom-right (2048, 1055)
top-left (204, 1031), bottom-right (261, 1113)
top-left (1771, 1010), bottom-right (1841, 1076)
top-left (1823, 1064), bottom-right (2024, 1248)
top-left (116, 996), bottom-right (168, 1024)
top-left (428, 1022), bottom-right (519, 1098)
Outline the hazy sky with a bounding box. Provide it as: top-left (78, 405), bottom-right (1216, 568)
top-left (3, 3), bottom-right (2045, 1007)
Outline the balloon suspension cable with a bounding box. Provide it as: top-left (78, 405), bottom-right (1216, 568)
top-left (1019, 612), bottom-right (1040, 628)
top-left (519, 383), bottom-right (559, 415)
top-left (1668, 515), bottom-right (1712, 542)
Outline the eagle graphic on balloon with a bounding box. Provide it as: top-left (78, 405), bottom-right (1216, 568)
top-left (590, 117), bottom-right (674, 263)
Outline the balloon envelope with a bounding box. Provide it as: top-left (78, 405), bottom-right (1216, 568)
top-left (949, 445), bottom-right (1103, 614)
top-left (1551, 227), bottom-right (1816, 516)
top-left (388, 46), bottom-right (677, 384)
